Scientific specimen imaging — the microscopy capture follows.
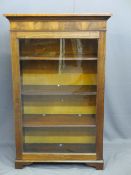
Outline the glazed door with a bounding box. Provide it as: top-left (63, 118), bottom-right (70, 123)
top-left (19, 38), bottom-right (99, 155)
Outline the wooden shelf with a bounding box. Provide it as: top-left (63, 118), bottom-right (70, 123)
top-left (24, 124), bottom-right (95, 128)
top-left (22, 85), bottom-right (97, 96)
top-left (20, 56), bottom-right (98, 61)
top-left (23, 114), bottom-right (96, 127)
top-left (22, 91), bottom-right (96, 96)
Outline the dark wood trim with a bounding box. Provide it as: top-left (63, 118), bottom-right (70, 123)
top-left (10, 32), bottom-right (23, 159)
top-left (20, 56), bottom-right (98, 61)
top-left (15, 159), bottom-right (103, 169)
top-left (5, 13), bottom-right (112, 21)
top-left (96, 32), bottom-right (106, 160)
top-left (15, 161), bottom-right (32, 169)
top-left (22, 153), bottom-right (97, 161)
top-left (85, 162), bottom-right (104, 170)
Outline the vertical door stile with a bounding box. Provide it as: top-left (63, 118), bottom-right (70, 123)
top-left (10, 32), bottom-right (23, 159)
top-left (96, 32), bottom-right (106, 160)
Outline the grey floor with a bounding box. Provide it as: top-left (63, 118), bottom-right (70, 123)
top-left (0, 140), bottom-right (131, 175)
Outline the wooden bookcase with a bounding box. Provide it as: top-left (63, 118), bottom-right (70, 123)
top-left (5, 14), bottom-right (111, 169)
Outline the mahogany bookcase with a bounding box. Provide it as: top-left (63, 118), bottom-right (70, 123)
top-left (5, 13), bottom-right (111, 169)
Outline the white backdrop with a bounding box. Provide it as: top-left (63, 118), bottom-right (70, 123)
top-left (0, 0), bottom-right (131, 174)
top-left (0, 0), bottom-right (131, 144)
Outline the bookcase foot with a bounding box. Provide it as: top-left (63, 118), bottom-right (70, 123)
top-left (85, 162), bottom-right (104, 170)
top-left (15, 161), bottom-right (32, 169)
top-left (15, 161), bottom-right (103, 170)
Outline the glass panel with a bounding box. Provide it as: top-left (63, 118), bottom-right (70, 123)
top-left (19, 39), bottom-right (98, 60)
top-left (19, 39), bottom-right (60, 58)
top-left (22, 85), bottom-right (97, 95)
top-left (20, 38), bottom-right (98, 153)
top-left (64, 39), bottom-right (98, 58)
top-left (23, 95), bottom-right (96, 114)
top-left (21, 60), bottom-right (97, 85)
top-left (23, 127), bottom-right (96, 153)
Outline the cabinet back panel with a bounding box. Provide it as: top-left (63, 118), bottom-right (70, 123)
top-left (23, 95), bottom-right (96, 114)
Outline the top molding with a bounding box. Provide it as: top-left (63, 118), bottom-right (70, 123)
top-left (4, 13), bottom-right (112, 20)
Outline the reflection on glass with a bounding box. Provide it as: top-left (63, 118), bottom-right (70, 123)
top-left (65, 39), bottom-right (98, 58)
